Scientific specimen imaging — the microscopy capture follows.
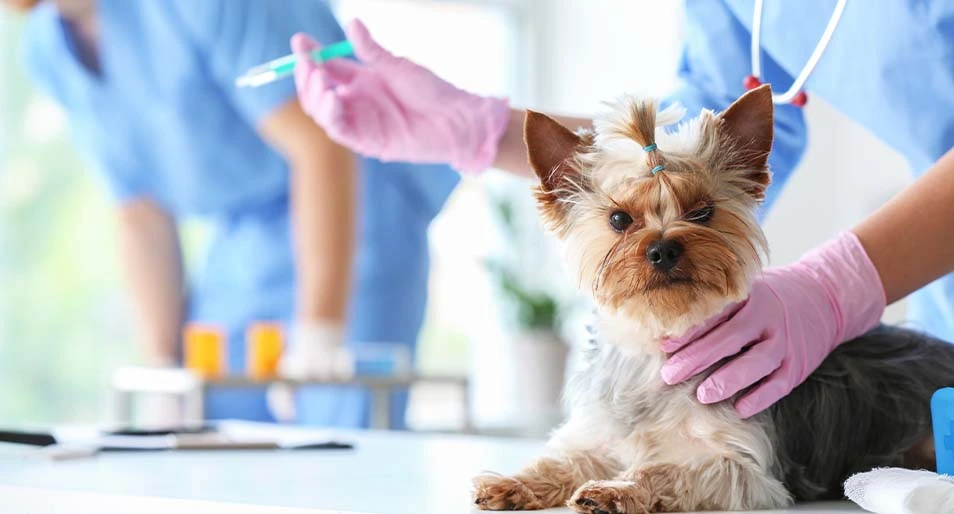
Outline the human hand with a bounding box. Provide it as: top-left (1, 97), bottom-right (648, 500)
top-left (660, 232), bottom-right (886, 418)
top-left (278, 322), bottom-right (354, 381)
top-left (290, 20), bottom-right (510, 174)
top-left (268, 322), bottom-right (354, 422)
top-left (144, 353), bottom-right (178, 368)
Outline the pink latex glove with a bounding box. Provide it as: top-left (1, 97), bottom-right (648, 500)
top-left (660, 232), bottom-right (886, 418)
top-left (290, 20), bottom-right (511, 175)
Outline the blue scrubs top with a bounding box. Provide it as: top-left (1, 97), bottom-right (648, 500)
top-left (21, 0), bottom-right (458, 427)
top-left (671, 0), bottom-right (954, 341)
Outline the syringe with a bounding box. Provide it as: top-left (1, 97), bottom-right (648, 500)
top-left (235, 40), bottom-right (355, 88)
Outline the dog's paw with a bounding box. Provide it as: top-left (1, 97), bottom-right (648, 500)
top-left (568, 480), bottom-right (650, 514)
top-left (472, 473), bottom-right (545, 511)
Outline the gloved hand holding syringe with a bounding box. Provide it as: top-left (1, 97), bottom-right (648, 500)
top-left (235, 40), bottom-right (354, 88)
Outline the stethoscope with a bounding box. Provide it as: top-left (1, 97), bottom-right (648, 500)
top-left (745, 0), bottom-right (849, 106)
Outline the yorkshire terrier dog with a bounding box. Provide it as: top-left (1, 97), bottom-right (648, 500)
top-left (472, 85), bottom-right (954, 512)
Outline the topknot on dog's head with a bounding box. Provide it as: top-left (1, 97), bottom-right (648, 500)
top-left (594, 97), bottom-right (688, 176)
top-left (612, 98), bottom-right (663, 149)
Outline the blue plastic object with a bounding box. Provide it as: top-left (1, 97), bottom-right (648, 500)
top-left (932, 387), bottom-right (954, 476)
top-left (352, 343), bottom-right (412, 377)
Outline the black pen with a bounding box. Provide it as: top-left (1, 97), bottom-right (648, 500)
top-left (0, 429), bottom-right (57, 447)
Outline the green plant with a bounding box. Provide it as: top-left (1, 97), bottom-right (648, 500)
top-left (485, 189), bottom-right (562, 334)
top-left (486, 260), bottom-right (560, 331)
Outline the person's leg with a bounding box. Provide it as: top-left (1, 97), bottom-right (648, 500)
top-left (190, 206), bottom-right (291, 423)
top-left (349, 263), bottom-right (429, 430)
top-left (204, 388), bottom-right (274, 421)
top-left (295, 386), bottom-right (367, 427)
top-left (294, 238), bottom-right (429, 429)
top-left (295, 165), bottom-right (434, 429)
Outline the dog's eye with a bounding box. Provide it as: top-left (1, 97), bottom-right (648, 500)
top-left (686, 204), bottom-right (715, 224)
top-left (609, 211), bottom-right (633, 232)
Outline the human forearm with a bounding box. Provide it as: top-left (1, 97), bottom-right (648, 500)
top-left (259, 99), bottom-right (356, 324)
top-left (491, 109), bottom-right (593, 177)
top-left (289, 146), bottom-right (355, 323)
top-left (853, 148), bottom-right (954, 304)
top-left (117, 199), bottom-right (184, 365)
top-left (279, 155), bottom-right (357, 384)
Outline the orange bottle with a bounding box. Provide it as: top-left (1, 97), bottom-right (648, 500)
top-left (246, 322), bottom-right (284, 380)
top-left (183, 324), bottom-right (225, 379)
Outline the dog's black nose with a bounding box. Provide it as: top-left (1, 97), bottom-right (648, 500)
top-left (646, 240), bottom-right (683, 272)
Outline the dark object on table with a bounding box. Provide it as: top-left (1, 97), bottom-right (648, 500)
top-left (0, 430), bottom-right (56, 447)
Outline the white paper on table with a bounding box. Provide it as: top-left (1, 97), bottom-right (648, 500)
top-left (50, 421), bottom-right (350, 451)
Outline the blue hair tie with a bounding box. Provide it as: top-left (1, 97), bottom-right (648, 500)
top-left (643, 143), bottom-right (658, 152)
top-left (651, 164), bottom-right (665, 175)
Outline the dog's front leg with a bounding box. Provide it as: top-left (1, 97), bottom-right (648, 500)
top-left (567, 463), bottom-right (681, 514)
top-left (473, 450), bottom-right (617, 511)
top-left (568, 458), bottom-right (790, 513)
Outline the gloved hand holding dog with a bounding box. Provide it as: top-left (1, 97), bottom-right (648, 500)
top-left (661, 232), bottom-right (887, 418)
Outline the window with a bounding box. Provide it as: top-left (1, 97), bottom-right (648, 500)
top-left (0, 16), bottom-right (132, 423)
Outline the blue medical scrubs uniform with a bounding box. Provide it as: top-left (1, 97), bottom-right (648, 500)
top-left (670, 0), bottom-right (954, 341)
top-left (21, 0), bottom-right (458, 427)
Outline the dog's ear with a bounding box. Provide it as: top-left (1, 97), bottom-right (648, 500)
top-left (525, 110), bottom-right (585, 189)
top-left (717, 84), bottom-right (774, 199)
top-left (525, 110), bottom-right (588, 229)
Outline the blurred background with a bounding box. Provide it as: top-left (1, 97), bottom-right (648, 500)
top-left (0, 0), bottom-right (912, 435)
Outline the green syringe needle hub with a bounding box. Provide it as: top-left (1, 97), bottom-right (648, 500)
top-left (236, 40), bottom-right (355, 88)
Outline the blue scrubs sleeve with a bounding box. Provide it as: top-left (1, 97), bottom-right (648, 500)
top-left (173, 0), bottom-right (346, 124)
top-left (18, 20), bottom-right (57, 102)
top-left (19, 8), bottom-right (148, 202)
top-left (664, 0), bottom-right (807, 216)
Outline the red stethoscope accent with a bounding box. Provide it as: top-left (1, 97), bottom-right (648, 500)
top-left (743, 75), bottom-right (808, 108)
